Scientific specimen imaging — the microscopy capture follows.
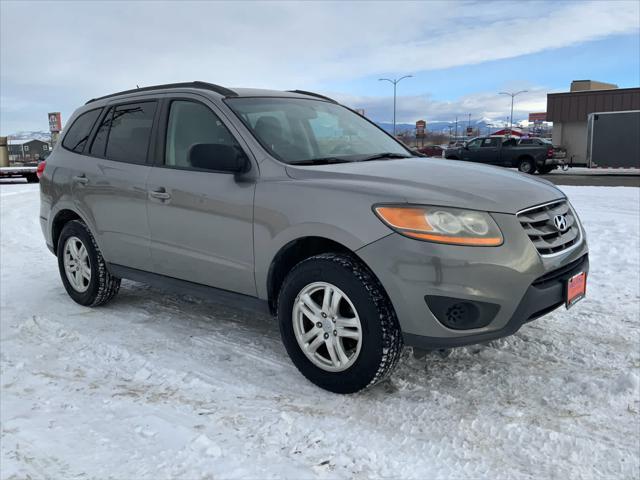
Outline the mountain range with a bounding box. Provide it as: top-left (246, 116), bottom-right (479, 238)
top-left (5, 118), bottom-right (532, 143)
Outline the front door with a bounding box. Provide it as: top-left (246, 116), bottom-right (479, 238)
top-left (461, 137), bottom-right (483, 162)
top-left (477, 137), bottom-right (501, 164)
top-left (146, 98), bottom-right (256, 295)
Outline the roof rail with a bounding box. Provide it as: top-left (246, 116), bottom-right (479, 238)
top-left (287, 90), bottom-right (338, 103)
top-left (85, 81), bottom-right (237, 104)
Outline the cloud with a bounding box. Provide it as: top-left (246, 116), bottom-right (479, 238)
top-left (332, 88), bottom-right (550, 124)
top-left (1, 0), bottom-right (638, 131)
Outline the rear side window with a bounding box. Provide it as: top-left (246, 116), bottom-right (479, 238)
top-left (62, 108), bottom-right (102, 153)
top-left (105, 102), bottom-right (157, 164)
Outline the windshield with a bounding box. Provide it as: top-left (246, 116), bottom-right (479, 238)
top-left (226, 97), bottom-right (410, 164)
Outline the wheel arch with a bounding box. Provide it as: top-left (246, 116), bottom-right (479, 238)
top-left (266, 236), bottom-right (355, 315)
top-left (51, 209), bottom-right (86, 255)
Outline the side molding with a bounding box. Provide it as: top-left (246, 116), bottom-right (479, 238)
top-left (108, 264), bottom-right (271, 315)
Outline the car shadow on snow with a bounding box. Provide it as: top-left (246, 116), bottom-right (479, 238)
top-left (95, 279), bottom-right (584, 411)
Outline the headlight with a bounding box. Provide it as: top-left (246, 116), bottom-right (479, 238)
top-left (373, 205), bottom-right (503, 246)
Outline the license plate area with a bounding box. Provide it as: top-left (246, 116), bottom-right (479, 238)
top-left (566, 272), bottom-right (587, 308)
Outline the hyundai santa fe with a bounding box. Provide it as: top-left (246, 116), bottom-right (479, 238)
top-left (39, 81), bottom-right (589, 393)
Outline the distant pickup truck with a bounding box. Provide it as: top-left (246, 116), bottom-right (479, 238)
top-left (444, 136), bottom-right (557, 174)
top-left (0, 163), bottom-right (41, 183)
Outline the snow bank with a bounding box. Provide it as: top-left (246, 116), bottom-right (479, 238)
top-left (1, 185), bottom-right (638, 479)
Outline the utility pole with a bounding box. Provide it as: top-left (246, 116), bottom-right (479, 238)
top-left (455, 116), bottom-right (458, 140)
top-left (499, 90), bottom-right (527, 136)
top-left (378, 75), bottom-right (413, 136)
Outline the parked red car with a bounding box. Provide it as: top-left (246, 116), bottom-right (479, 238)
top-left (416, 145), bottom-right (444, 157)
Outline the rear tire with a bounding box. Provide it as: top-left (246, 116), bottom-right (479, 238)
top-left (278, 253), bottom-right (403, 393)
top-left (538, 165), bottom-right (555, 174)
top-left (518, 157), bottom-right (536, 174)
top-left (26, 173), bottom-right (39, 183)
top-left (57, 220), bottom-right (121, 307)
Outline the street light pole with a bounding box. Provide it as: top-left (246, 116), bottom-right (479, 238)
top-left (379, 75), bottom-right (413, 136)
top-left (499, 90), bottom-right (527, 136)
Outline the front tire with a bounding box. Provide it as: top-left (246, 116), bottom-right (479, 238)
top-left (278, 253), bottom-right (403, 393)
top-left (57, 220), bottom-right (121, 307)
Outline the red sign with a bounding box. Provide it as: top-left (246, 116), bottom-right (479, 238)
top-left (48, 112), bottom-right (62, 133)
top-left (528, 112), bottom-right (547, 123)
top-left (415, 120), bottom-right (426, 137)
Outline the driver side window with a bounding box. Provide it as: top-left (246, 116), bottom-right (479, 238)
top-left (165, 100), bottom-right (240, 170)
top-left (481, 138), bottom-right (499, 148)
top-left (467, 139), bottom-right (482, 149)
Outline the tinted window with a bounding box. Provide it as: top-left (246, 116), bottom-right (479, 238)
top-left (519, 139), bottom-right (533, 145)
top-left (165, 100), bottom-right (241, 169)
top-left (62, 108), bottom-right (102, 153)
top-left (104, 102), bottom-right (157, 164)
top-left (467, 138), bottom-right (482, 149)
top-left (90, 107), bottom-right (113, 156)
top-left (481, 138), bottom-right (499, 147)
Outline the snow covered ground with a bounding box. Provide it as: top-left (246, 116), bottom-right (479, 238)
top-left (1, 184), bottom-right (639, 479)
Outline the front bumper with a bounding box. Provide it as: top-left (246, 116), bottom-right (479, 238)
top-left (356, 211), bottom-right (589, 349)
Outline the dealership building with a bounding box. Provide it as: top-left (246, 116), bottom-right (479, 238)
top-left (547, 80), bottom-right (640, 167)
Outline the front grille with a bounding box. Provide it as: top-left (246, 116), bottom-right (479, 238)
top-left (518, 199), bottom-right (581, 256)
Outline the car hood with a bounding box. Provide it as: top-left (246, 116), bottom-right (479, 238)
top-left (285, 157), bottom-right (564, 214)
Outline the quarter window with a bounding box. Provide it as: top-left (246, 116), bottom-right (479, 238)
top-left (165, 100), bottom-right (241, 169)
top-left (62, 108), bottom-right (102, 153)
top-left (90, 107), bottom-right (113, 157)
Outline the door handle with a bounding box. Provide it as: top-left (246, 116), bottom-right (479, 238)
top-left (149, 188), bottom-right (171, 200)
top-left (73, 176), bottom-right (89, 184)
top-left (72, 174), bottom-right (89, 185)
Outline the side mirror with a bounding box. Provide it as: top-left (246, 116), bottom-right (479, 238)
top-left (188, 144), bottom-right (249, 173)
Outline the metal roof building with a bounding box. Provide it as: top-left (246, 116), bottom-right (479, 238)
top-left (547, 83), bottom-right (640, 167)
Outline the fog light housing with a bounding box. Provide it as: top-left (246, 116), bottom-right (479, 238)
top-left (425, 296), bottom-right (500, 330)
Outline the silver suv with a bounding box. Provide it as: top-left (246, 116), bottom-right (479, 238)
top-left (39, 82), bottom-right (589, 393)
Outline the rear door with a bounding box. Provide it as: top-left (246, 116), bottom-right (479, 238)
top-left (146, 96), bottom-right (256, 295)
top-left (74, 100), bottom-right (158, 271)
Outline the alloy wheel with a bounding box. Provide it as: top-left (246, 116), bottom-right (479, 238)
top-left (292, 282), bottom-right (362, 372)
top-left (63, 236), bottom-right (91, 293)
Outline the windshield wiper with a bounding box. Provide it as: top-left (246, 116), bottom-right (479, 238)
top-left (358, 152), bottom-right (412, 162)
top-left (288, 157), bottom-right (354, 165)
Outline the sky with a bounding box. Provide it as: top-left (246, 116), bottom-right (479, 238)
top-left (1, 0), bottom-right (639, 133)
